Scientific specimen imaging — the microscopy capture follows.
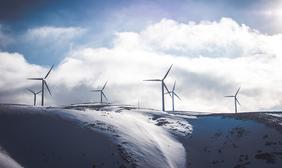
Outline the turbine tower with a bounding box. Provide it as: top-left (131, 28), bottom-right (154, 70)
top-left (26, 89), bottom-right (41, 106)
top-left (91, 81), bottom-right (108, 104)
top-left (166, 81), bottom-right (181, 112)
top-left (225, 87), bottom-right (241, 114)
top-left (144, 64), bottom-right (173, 111)
top-left (27, 65), bottom-right (53, 106)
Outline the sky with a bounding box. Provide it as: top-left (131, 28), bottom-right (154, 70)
top-left (1, 0), bottom-right (282, 112)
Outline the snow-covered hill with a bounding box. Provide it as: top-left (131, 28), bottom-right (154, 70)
top-left (0, 104), bottom-right (282, 168)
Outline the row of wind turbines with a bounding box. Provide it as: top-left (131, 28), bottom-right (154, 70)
top-left (26, 64), bottom-right (241, 113)
top-left (26, 65), bottom-right (110, 106)
top-left (144, 64), bottom-right (241, 113)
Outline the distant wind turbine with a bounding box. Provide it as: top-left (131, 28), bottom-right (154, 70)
top-left (27, 65), bottom-right (54, 106)
top-left (225, 87), bottom-right (241, 114)
top-left (144, 64), bottom-right (173, 111)
top-left (166, 81), bottom-right (181, 112)
top-left (26, 89), bottom-right (41, 106)
top-left (91, 81), bottom-right (108, 104)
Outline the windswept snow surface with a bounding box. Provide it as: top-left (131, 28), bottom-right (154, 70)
top-left (0, 149), bottom-right (23, 168)
top-left (267, 113), bottom-right (282, 118)
top-left (50, 105), bottom-right (191, 168)
top-left (0, 104), bottom-right (193, 168)
top-left (265, 112), bottom-right (282, 126)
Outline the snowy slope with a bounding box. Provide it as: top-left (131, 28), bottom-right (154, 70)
top-left (0, 149), bottom-right (23, 168)
top-left (0, 104), bottom-right (193, 168)
top-left (1, 104), bottom-right (282, 168)
top-left (58, 104), bottom-right (193, 168)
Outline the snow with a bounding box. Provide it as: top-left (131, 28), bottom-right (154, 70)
top-left (47, 105), bottom-right (189, 168)
top-left (0, 149), bottom-right (23, 168)
top-left (265, 113), bottom-right (282, 125)
top-left (267, 113), bottom-right (282, 118)
top-left (2, 104), bottom-right (282, 167)
top-left (151, 117), bottom-right (193, 136)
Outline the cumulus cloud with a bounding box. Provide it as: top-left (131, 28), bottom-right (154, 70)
top-left (0, 51), bottom-right (48, 104)
top-left (2, 18), bottom-right (282, 112)
top-left (25, 26), bottom-right (86, 44)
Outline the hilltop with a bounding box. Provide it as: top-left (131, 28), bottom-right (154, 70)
top-left (0, 104), bottom-right (282, 168)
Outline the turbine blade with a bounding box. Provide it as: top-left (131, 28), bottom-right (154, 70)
top-left (44, 65), bottom-right (54, 79)
top-left (165, 91), bottom-right (172, 95)
top-left (102, 81), bottom-right (108, 90)
top-left (27, 78), bottom-right (43, 80)
top-left (235, 87), bottom-right (241, 96)
top-left (26, 88), bottom-right (35, 94)
top-left (172, 81), bottom-right (176, 91)
top-left (174, 93), bottom-right (181, 100)
top-left (143, 79), bottom-right (162, 81)
top-left (163, 64), bottom-right (173, 80)
top-left (36, 90), bottom-right (42, 94)
top-left (224, 96), bottom-right (234, 97)
top-left (236, 98), bottom-right (241, 105)
top-left (102, 92), bottom-right (108, 101)
top-left (44, 81), bottom-right (52, 96)
top-left (163, 83), bottom-right (171, 97)
top-left (91, 90), bottom-right (101, 92)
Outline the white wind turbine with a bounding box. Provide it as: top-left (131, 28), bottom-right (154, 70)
top-left (225, 87), bottom-right (241, 113)
top-left (27, 65), bottom-right (53, 106)
top-left (91, 81), bottom-right (108, 104)
top-left (144, 64), bottom-right (173, 111)
top-left (166, 81), bottom-right (181, 112)
top-left (26, 89), bottom-right (41, 106)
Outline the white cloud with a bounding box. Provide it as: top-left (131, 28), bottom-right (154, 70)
top-left (25, 26), bottom-right (86, 42)
top-left (2, 18), bottom-right (282, 112)
top-left (0, 51), bottom-right (48, 104)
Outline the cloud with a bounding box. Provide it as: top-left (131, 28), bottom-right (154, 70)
top-left (0, 51), bottom-right (47, 104)
top-left (25, 26), bottom-right (86, 43)
top-left (2, 18), bottom-right (282, 112)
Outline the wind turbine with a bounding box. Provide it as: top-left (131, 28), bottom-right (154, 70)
top-left (166, 81), bottom-right (181, 112)
top-left (27, 65), bottom-right (53, 106)
top-left (225, 87), bottom-right (241, 114)
top-left (144, 64), bottom-right (173, 111)
top-left (26, 89), bottom-right (41, 106)
top-left (91, 81), bottom-right (108, 104)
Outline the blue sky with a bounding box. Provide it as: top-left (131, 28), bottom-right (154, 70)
top-left (1, 0), bottom-right (281, 65)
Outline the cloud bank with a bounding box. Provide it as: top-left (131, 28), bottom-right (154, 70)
top-left (1, 18), bottom-right (282, 112)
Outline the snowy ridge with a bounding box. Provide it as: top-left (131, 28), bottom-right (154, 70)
top-left (265, 112), bottom-right (282, 125)
top-left (49, 105), bottom-right (188, 168)
top-left (267, 113), bottom-right (282, 118)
